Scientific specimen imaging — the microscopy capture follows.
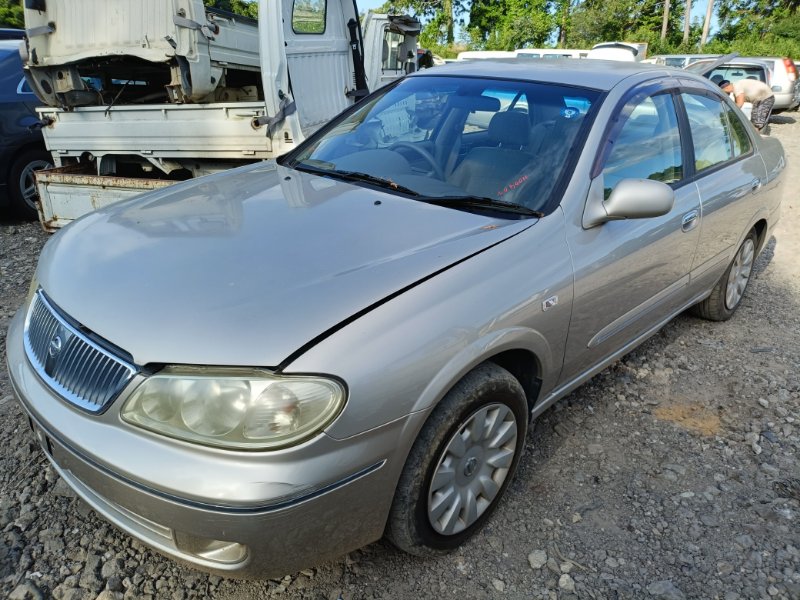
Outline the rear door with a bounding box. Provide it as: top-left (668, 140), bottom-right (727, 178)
top-left (677, 86), bottom-right (767, 291)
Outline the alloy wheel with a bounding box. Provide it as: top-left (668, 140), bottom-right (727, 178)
top-left (725, 237), bottom-right (755, 310)
top-left (19, 159), bottom-right (52, 211)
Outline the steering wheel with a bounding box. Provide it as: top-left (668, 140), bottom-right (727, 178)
top-left (388, 142), bottom-right (444, 180)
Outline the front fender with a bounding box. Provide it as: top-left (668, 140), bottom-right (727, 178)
top-left (287, 211), bottom-right (574, 440)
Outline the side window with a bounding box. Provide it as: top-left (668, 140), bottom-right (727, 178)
top-left (381, 30), bottom-right (406, 71)
top-left (602, 93), bottom-right (683, 198)
top-left (681, 92), bottom-right (734, 171)
top-left (17, 77), bottom-right (34, 95)
top-left (292, 0), bottom-right (326, 34)
top-left (725, 104), bottom-right (753, 157)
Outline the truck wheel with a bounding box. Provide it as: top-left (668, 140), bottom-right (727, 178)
top-left (692, 229), bottom-right (757, 321)
top-left (9, 149), bottom-right (53, 220)
top-left (386, 362), bottom-right (527, 556)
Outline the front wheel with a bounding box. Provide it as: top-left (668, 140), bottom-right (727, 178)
top-left (692, 229), bottom-right (757, 321)
top-left (9, 149), bottom-right (53, 220)
top-left (386, 362), bottom-right (528, 556)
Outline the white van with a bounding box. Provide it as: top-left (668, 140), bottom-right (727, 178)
top-left (586, 42), bottom-right (645, 62)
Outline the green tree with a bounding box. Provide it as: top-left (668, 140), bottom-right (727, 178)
top-left (203, 0), bottom-right (258, 18)
top-left (469, 0), bottom-right (554, 50)
top-left (0, 0), bottom-right (24, 29)
top-left (568, 0), bottom-right (686, 51)
top-left (708, 0), bottom-right (800, 56)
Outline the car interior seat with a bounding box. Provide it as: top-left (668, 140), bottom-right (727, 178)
top-left (448, 111), bottom-right (533, 199)
top-left (509, 106), bottom-right (586, 209)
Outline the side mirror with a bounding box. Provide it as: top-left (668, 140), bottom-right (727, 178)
top-left (583, 177), bottom-right (675, 229)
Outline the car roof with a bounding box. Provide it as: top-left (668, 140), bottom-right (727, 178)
top-left (410, 58), bottom-right (684, 91)
top-left (692, 56), bottom-right (771, 67)
top-left (0, 39), bottom-right (23, 52)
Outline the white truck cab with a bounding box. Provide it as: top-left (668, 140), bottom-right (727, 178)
top-left (21, 0), bottom-right (411, 229)
top-left (361, 13), bottom-right (420, 92)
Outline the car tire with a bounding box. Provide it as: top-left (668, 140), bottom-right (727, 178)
top-left (386, 362), bottom-right (528, 556)
top-left (9, 149), bottom-right (53, 220)
top-left (692, 229), bottom-right (757, 321)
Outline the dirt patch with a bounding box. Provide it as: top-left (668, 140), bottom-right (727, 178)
top-left (653, 400), bottom-right (722, 436)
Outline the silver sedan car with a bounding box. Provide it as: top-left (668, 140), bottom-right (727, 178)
top-left (6, 59), bottom-right (784, 578)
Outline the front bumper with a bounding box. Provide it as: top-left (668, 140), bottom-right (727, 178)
top-left (6, 309), bottom-right (422, 578)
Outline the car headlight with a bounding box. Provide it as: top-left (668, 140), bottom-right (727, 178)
top-left (121, 366), bottom-right (346, 450)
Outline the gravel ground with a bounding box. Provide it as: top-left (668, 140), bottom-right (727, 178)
top-left (1, 118), bottom-right (798, 600)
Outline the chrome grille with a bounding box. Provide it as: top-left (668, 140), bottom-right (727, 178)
top-left (24, 291), bottom-right (138, 413)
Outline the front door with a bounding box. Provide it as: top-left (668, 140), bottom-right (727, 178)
top-left (560, 86), bottom-right (702, 384)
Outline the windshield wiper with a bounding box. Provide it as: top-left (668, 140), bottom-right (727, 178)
top-left (293, 162), bottom-right (420, 196)
top-left (423, 195), bottom-right (543, 217)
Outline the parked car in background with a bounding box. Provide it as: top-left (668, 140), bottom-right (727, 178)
top-left (0, 28), bottom-right (25, 40)
top-left (750, 56), bottom-right (800, 110)
top-left (648, 54), bottom-right (719, 68)
top-left (0, 39), bottom-right (52, 219)
top-left (7, 58), bottom-right (784, 579)
top-left (687, 54), bottom-right (800, 113)
top-left (515, 48), bottom-right (588, 59)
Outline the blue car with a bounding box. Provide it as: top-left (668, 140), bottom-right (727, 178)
top-left (0, 39), bottom-right (52, 219)
top-left (0, 29), bottom-right (25, 40)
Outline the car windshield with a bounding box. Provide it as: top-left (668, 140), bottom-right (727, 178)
top-left (285, 75), bottom-right (600, 215)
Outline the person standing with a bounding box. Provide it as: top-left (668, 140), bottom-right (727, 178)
top-left (718, 78), bottom-right (775, 133)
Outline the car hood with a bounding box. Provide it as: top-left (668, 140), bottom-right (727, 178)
top-left (37, 162), bottom-right (535, 367)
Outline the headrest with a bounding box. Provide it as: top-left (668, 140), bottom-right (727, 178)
top-left (488, 111), bottom-right (530, 147)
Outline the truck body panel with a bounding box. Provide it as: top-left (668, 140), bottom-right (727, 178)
top-left (24, 0), bottom-right (260, 105)
top-left (36, 164), bottom-right (175, 231)
top-left (24, 2), bottom-right (414, 229)
top-left (39, 102), bottom-right (271, 162)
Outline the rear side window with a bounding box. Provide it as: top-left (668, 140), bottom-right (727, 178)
top-left (602, 93), bottom-right (683, 198)
top-left (725, 104), bottom-right (753, 157)
top-left (682, 92), bottom-right (735, 171)
top-left (292, 0), bottom-right (326, 34)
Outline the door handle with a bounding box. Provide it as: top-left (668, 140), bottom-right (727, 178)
top-left (751, 178), bottom-right (762, 192)
top-left (682, 210), bottom-right (699, 232)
